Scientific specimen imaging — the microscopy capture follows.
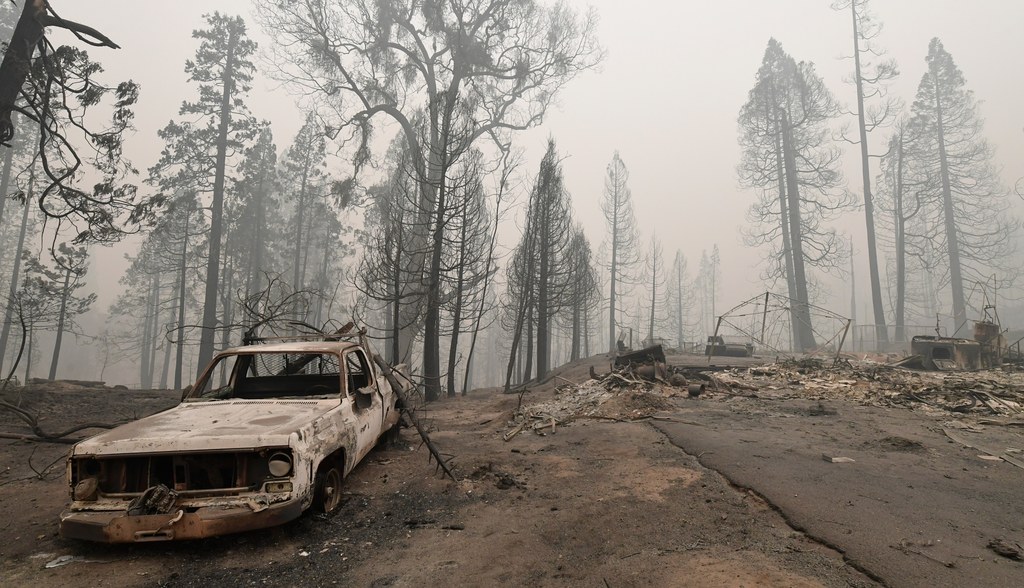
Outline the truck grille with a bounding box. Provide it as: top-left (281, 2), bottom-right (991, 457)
top-left (71, 449), bottom-right (289, 496)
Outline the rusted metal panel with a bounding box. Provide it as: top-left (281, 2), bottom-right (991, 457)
top-left (60, 500), bottom-right (304, 543)
top-left (704, 336), bottom-right (754, 358)
top-left (614, 344), bottom-right (667, 368)
top-left (910, 336), bottom-right (982, 370)
top-left (974, 320), bottom-right (1005, 368)
top-left (72, 401), bottom-right (331, 455)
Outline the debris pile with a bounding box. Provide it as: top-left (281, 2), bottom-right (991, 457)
top-left (504, 364), bottom-right (682, 440)
top-left (503, 348), bottom-right (1024, 441)
top-left (987, 538), bottom-right (1024, 561)
top-left (699, 360), bottom-right (1024, 418)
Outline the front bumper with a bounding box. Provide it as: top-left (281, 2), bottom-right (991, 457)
top-left (59, 499), bottom-right (305, 543)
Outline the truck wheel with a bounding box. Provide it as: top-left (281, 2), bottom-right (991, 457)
top-left (313, 464), bottom-right (343, 515)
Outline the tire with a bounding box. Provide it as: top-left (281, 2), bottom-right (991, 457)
top-left (312, 463), bottom-right (344, 515)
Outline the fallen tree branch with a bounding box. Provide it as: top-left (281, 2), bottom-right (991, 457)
top-left (40, 421), bottom-right (124, 439)
top-left (502, 421), bottom-right (527, 442)
top-left (891, 542), bottom-right (956, 568)
top-left (28, 445), bottom-right (67, 479)
top-left (0, 399), bottom-right (123, 442)
top-left (372, 353), bottom-right (456, 481)
top-left (0, 432), bottom-right (76, 444)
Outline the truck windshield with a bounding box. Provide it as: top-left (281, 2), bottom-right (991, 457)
top-left (188, 352), bottom-right (343, 401)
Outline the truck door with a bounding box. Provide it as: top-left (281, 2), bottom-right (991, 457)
top-left (344, 349), bottom-right (382, 462)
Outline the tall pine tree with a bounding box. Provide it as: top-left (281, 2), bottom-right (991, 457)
top-left (908, 39), bottom-right (1017, 329)
top-left (150, 13), bottom-right (256, 375)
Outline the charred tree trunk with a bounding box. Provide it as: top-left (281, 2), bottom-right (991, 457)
top-left (422, 172), bottom-right (447, 401)
top-left (464, 352), bottom-right (474, 393)
top-left (609, 210), bottom-right (618, 352)
top-left (893, 135), bottom-right (907, 344)
top-left (648, 255), bottom-right (657, 343)
top-left (0, 1), bottom-right (120, 143)
top-left (390, 257), bottom-right (401, 365)
top-left (174, 222), bottom-right (189, 390)
top-left (159, 303), bottom-right (173, 389)
top-left (502, 281), bottom-right (530, 393)
top-left (138, 275), bottom-right (154, 388)
top-left (291, 164), bottom-right (309, 321)
top-left (383, 301), bottom-right (394, 364)
top-left (523, 302), bottom-right (535, 384)
top-left (0, 168), bottom-right (32, 373)
top-left (850, 2), bottom-right (889, 347)
top-left (316, 232), bottom-right (332, 326)
top-left (218, 256), bottom-right (234, 387)
top-left (147, 282), bottom-right (161, 388)
top-left (932, 71), bottom-right (967, 329)
top-left (503, 317), bottom-right (525, 393)
top-left (536, 221), bottom-right (550, 379)
top-left (23, 321), bottom-right (32, 383)
top-left (675, 260), bottom-right (684, 349)
top-left (583, 304), bottom-right (590, 358)
top-left (780, 113), bottom-right (818, 350)
top-left (422, 84), bottom-right (462, 402)
top-left (388, 220), bottom-right (405, 366)
top-left (195, 25), bottom-right (239, 379)
top-left (0, 1), bottom-right (45, 143)
top-left (774, 126), bottom-right (800, 351)
top-left (299, 215), bottom-right (316, 294)
top-left (569, 300), bottom-right (581, 361)
top-left (47, 267), bottom-right (71, 380)
top-left (446, 213), bottom-right (469, 398)
top-left (0, 147), bottom-right (12, 265)
top-left (245, 172), bottom-right (267, 299)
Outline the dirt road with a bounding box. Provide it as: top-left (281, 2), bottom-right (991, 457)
top-left (654, 396), bottom-right (1024, 587)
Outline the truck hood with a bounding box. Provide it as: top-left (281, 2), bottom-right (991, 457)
top-left (72, 399), bottom-right (338, 456)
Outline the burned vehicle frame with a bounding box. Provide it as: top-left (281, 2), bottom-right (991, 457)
top-left (59, 334), bottom-right (407, 543)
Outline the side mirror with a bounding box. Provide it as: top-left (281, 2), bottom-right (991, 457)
top-left (180, 384), bottom-right (194, 402)
top-left (355, 386), bottom-right (373, 409)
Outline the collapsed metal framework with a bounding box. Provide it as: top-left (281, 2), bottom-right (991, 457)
top-left (710, 292), bottom-right (852, 363)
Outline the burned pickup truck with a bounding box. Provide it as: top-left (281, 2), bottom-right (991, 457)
top-left (59, 334), bottom-right (408, 543)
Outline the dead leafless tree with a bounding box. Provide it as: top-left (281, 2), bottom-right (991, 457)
top-left (833, 0), bottom-right (902, 345)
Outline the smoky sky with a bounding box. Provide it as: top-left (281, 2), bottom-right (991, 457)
top-left (51, 1), bottom-right (1024, 344)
